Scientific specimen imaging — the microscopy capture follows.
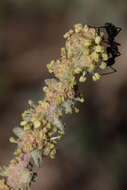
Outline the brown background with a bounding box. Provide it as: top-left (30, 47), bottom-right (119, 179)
top-left (0, 0), bottom-right (127, 189)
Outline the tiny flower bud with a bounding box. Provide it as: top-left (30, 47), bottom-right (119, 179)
top-left (74, 107), bottom-right (79, 113)
top-left (50, 149), bottom-right (56, 159)
top-left (24, 124), bottom-right (31, 131)
top-left (74, 23), bottom-right (83, 33)
top-left (9, 137), bottom-right (17, 143)
top-left (33, 120), bottom-right (41, 129)
top-left (95, 36), bottom-right (101, 44)
top-left (79, 76), bottom-right (87, 82)
top-left (28, 100), bottom-right (33, 106)
top-left (99, 62), bottom-right (107, 69)
top-left (102, 53), bottom-right (108, 61)
top-left (61, 47), bottom-right (66, 56)
top-left (92, 73), bottom-right (101, 81)
top-left (80, 98), bottom-right (85, 103)
top-left (95, 45), bottom-right (104, 53)
top-left (74, 67), bottom-right (82, 74)
top-left (20, 121), bottom-right (27, 126)
top-left (92, 52), bottom-right (99, 62)
top-left (47, 60), bottom-right (54, 73)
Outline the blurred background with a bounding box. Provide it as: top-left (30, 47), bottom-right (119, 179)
top-left (1, 0), bottom-right (127, 189)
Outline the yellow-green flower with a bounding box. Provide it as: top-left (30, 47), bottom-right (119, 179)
top-left (0, 22), bottom-right (110, 190)
top-left (92, 73), bottom-right (101, 81)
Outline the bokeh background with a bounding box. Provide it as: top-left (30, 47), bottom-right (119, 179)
top-left (1, 0), bottom-right (127, 189)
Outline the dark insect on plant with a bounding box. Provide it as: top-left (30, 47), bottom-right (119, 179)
top-left (96, 22), bottom-right (122, 75)
top-left (74, 84), bottom-right (80, 98)
top-left (31, 172), bottom-right (38, 183)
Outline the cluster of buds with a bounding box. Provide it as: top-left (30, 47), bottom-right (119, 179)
top-left (0, 23), bottom-right (108, 190)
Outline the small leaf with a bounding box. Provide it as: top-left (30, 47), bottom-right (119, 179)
top-left (13, 127), bottom-right (25, 139)
top-left (31, 150), bottom-right (43, 167)
top-left (62, 100), bottom-right (73, 114)
top-left (43, 146), bottom-right (50, 156)
top-left (20, 168), bottom-right (32, 185)
top-left (52, 117), bottom-right (64, 131)
top-left (0, 167), bottom-right (8, 177)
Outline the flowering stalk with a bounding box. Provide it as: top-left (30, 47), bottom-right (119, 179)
top-left (0, 23), bottom-right (108, 190)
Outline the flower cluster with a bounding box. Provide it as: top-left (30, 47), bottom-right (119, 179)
top-left (0, 23), bottom-right (108, 190)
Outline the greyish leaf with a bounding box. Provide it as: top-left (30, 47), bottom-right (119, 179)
top-left (13, 127), bottom-right (25, 139)
top-left (52, 117), bottom-right (64, 131)
top-left (0, 167), bottom-right (8, 177)
top-left (62, 100), bottom-right (73, 114)
top-left (31, 150), bottom-right (43, 167)
top-left (20, 168), bottom-right (32, 186)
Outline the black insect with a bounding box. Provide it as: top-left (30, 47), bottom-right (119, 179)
top-left (74, 84), bottom-right (80, 98)
top-left (95, 22), bottom-right (122, 75)
top-left (31, 172), bottom-right (38, 183)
